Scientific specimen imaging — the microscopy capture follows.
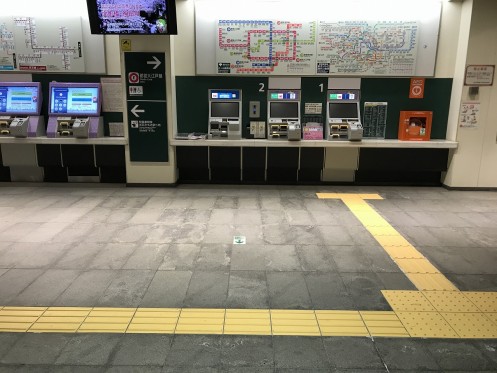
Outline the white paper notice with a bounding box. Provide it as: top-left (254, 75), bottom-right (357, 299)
top-left (101, 77), bottom-right (124, 112)
top-left (459, 102), bottom-right (480, 129)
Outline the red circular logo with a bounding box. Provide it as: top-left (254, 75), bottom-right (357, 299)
top-left (128, 72), bottom-right (139, 84)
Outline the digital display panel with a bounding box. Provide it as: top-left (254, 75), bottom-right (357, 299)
top-left (210, 90), bottom-right (240, 100)
top-left (270, 92), bottom-right (298, 100)
top-left (49, 84), bottom-right (101, 116)
top-left (329, 93), bottom-right (356, 100)
top-left (269, 102), bottom-right (299, 118)
top-left (211, 102), bottom-right (239, 118)
top-left (329, 102), bottom-right (359, 119)
top-left (86, 0), bottom-right (178, 35)
top-left (0, 84), bottom-right (41, 115)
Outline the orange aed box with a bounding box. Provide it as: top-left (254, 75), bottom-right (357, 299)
top-left (398, 111), bottom-right (433, 141)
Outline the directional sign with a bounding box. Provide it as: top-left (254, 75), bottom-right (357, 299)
top-left (125, 52), bottom-right (168, 162)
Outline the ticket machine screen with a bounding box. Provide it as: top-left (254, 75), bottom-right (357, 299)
top-left (49, 84), bottom-right (101, 116)
top-left (0, 84), bottom-right (40, 115)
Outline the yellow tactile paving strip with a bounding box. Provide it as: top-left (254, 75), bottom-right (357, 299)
top-left (1, 193), bottom-right (496, 338)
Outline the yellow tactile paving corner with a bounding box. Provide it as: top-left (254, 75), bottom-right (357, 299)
top-left (423, 291), bottom-right (481, 313)
top-left (441, 312), bottom-right (497, 338)
top-left (396, 311), bottom-right (459, 338)
top-left (463, 292), bottom-right (497, 312)
top-left (382, 290), bottom-right (436, 312)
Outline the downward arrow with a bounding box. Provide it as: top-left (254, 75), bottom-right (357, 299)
top-left (147, 56), bottom-right (161, 70)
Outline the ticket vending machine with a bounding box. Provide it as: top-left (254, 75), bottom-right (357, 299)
top-left (208, 89), bottom-right (242, 139)
top-left (47, 82), bottom-right (103, 138)
top-left (0, 82), bottom-right (45, 138)
top-left (267, 90), bottom-right (301, 140)
top-left (326, 89), bottom-right (363, 141)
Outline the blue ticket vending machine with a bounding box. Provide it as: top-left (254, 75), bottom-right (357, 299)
top-left (0, 82), bottom-right (45, 138)
top-left (47, 82), bottom-right (104, 138)
top-left (208, 89), bottom-right (242, 139)
top-left (326, 90), bottom-right (363, 141)
top-left (267, 90), bottom-right (301, 140)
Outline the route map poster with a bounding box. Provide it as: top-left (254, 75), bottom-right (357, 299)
top-left (0, 16), bottom-right (84, 72)
top-left (216, 20), bottom-right (316, 75)
top-left (215, 19), bottom-right (419, 76)
top-left (316, 21), bottom-right (419, 75)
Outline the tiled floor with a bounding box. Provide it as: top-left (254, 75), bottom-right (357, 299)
top-left (0, 184), bottom-right (496, 371)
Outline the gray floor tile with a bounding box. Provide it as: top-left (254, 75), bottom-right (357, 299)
top-left (237, 197), bottom-right (261, 211)
top-left (374, 338), bottom-right (440, 371)
top-left (55, 334), bottom-right (121, 366)
top-left (82, 224), bottom-right (123, 244)
top-left (159, 244), bottom-right (201, 270)
top-left (273, 336), bottom-right (330, 369)
top-left (446, 274), bottom-right (497, 291)
top-left (328, 246), bottom-right (372, 273)
top-left (226, 271), bottom-right (269, 308)
top-left (304, 272), bottom-right (354, 310)
top-left (0, 269), bottom-right (44, 303)
top-left (110, 334), bottom-right (172, 366)
top-left (164, 335), bottom-right (222, 368)
top-left (322, 337), bottom-right (384, 370)
top-left (11, 269), bottom-right (81, 306)
top-left (106, 367), bottom-right (162, 373)
top-left (1, 334), bottom-right (71, 364)
top-left (426, 340), bottom-right (495, 371)
top-left (0, 334), bottom-right (23, 361)
top-left (340, 273), bottom-right (391, 310)
top-left (140, 270), bottom-right (192, 308)
top-left (203, 225), bottom-right (235, 244)
top-left (215, 197), bottom-right (237, 209)
top-left (122, 244), bottom-right (169, 270)
top-left (296, 245), bottom-right (337, 272)
top-left (474, 340), bottom-right (497, 369)
top-left (99, 197), bottom-right (149, 209)
top-left (189, 198), bottom-right (217, 210)
top-left (231, 245), bottom-right (301, 271)
top-left (183, 271), bottom-right (229, 308)
top-left (195, 244), bottom-right (231, 270)
top-left (96, 270), bottom-right (155, 307)
top-left (162, 367), bottom-right (222, 373)
top-left (210, 209), bottom-right (236, 225)
top-left (261, 210), bottom-right (288, 225)
top-left (55, 270), bottom-right (117, 306)
top-left (157, 209), bottom-right (186, 225)
top-left (267, 272), bottom-right (312, 309)
top-left (0, 242), bottom-right (67, 269)
top-left (88, 243), bottom-right (138, 270)
top-left (318, 226), bottom-right (354, 246)
top-left (220, 336), bottom-right (273, 369)
top-left (53, 243), bottom-right (105, 270)
top-left (174, 223), bottom-right (207, 244)
top-left (113, 224), bottom-right (154, 243)
top-left (376, 272), bottom-right (417, 290)
top-left (234, 210), bottom-right (262, 226)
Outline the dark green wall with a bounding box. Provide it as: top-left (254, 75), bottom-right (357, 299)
top-left (176, 76), bottom-right (453, 139)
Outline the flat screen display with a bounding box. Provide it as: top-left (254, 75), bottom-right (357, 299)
top-left (211, 102), bottom-right (239, 118)
top-left (0, 84), bottom-right (41, 115)
top-left (329, 102), bottom-right (359, 119)
top-left (269, 102), bottom-right (299, 118)
top-left (49, 84), bottom-right (101, 116)
top-left (86, 0), bottom-right (178, 35)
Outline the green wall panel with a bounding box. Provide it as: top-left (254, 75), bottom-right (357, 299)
top-left (360, 78), bottom-right (452, 139)
top-left (176, 76), bottom-right (452, 140)
top-left (176, 76), bottom-right (269, 135)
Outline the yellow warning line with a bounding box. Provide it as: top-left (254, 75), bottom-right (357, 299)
top-left (317, 193), bottom-right (497, 338)
top-left (0, 193), bottom-right (496, 338)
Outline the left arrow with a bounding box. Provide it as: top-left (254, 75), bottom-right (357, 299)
top-left (131, 105), bottom-right (145, 117)
top-left (147, 56), bottom-right (161, 70)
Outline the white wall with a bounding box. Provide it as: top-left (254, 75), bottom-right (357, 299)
top-left (444, 0), bottom-right (497, 187)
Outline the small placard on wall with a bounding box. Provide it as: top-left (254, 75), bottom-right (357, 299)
top-left (465, 65), bottom-right (495, 86)
top-left (304, 103), bottom-right (322, 115)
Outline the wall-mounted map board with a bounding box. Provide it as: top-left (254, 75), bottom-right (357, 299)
top-left (0, 16), bottom-right (105, 74)
top-left (195, 0), bottom-right (441, 76)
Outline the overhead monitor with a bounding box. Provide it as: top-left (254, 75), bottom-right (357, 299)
top-left (269, 101), bottom-right (299, 118)
top-left (49, 82), bottom-right (102, 116)
top-left (210, 101), bottom-right (239, 118)
top-left (86, 0), bottom-right (178, 35)
top-left (329, 102), bottom-right (359, 119)
top-left (0, 82), bottom-right (42, 116)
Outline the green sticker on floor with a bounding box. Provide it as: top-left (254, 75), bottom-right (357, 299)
top-left (233, 236), bottom-right (246, 244)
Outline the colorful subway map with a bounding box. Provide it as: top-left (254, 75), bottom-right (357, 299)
top-left (216, 19), bottom-right (419, 76)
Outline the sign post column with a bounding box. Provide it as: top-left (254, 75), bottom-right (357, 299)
top-left (124, 52), bottom-right (168, 162)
